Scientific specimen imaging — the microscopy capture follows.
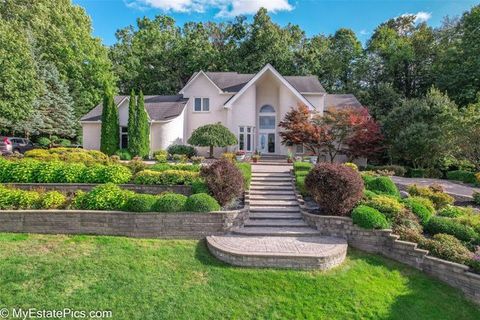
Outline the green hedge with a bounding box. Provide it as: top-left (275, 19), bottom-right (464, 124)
top-left (150, 163), bottom-right (200, 172)
top-left (293, 162), bottom-right (313, 172)
top-left (24, 148), bottom-right (109, 165)
top-left (0, 158), bottom-right (132, 184)
top-left (402, 198), bottom-right (433, 225)
top-left (446, 170), bottom-right (477, 184)
top-left (425, 216), bottom-right (479, 244)
top-left (236, 162), bottom-right (252, 189)
top-left (0, 186), bottom-right (67, 210)
top-left (133, 170), bottom-right (200, 185)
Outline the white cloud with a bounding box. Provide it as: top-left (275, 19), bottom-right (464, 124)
top-left (359, 29), bottom-right (370, 36)
top-left (126, 0), bottom-right (294, 17)
top-left (400, 11), bottom-right (432, 23)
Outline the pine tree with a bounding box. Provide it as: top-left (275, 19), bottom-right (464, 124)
top-left (100, 86), bottom-right (119, 155)
top-left (127, 89), bottom-right (137, 154)
top-left (136, 90), bottom-right (150, 158)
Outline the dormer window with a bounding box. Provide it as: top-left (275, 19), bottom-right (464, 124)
top-left (194, 97), bottom-right (210, 112)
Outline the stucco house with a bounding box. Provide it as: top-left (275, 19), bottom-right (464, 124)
top-left (80, 64), bottom-right (362, 157)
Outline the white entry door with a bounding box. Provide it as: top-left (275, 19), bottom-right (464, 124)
top-left (258, 132), bottom-right (275, 153)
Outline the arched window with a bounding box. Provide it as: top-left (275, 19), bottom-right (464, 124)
top-left (260, 105), bottom-right (275, 113)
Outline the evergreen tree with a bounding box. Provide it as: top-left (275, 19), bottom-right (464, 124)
top-left (136, 90), bottom-right (150, 158)
top-left (127, 89), bottom-right (137, 154)
top-left (100, 86), bottom-right (119, 155)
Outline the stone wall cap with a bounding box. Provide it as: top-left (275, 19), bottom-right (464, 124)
top-left (425, 255), bottom-right (470, 270)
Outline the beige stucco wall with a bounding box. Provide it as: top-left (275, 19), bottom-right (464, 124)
top-left (81, 122), bottom-right (101, 150)
top-left (150, 109), bottom-right (185, 152)
top-left (227, 85), bottom-right (257, 152)
top-left (304, 94), bottom-right (325, 114)
top-left (118, 101), bottom-right (129, 127)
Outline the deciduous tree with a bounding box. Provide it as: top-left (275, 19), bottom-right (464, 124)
top-left (187, 123), bottom-right (237, 158)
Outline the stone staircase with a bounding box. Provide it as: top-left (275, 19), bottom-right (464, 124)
top-left (206, 161), bottom-right (347, 270)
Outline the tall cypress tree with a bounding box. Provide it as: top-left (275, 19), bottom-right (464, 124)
top-left (100, 87), bottom-right (119, 155)
top-left (136, 90), bottom-right (150, 158)
top-left (127, 89), bottom-right (137, 154)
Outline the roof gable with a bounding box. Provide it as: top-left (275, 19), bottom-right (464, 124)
top-left (224, 64), bottom-right (316, 109)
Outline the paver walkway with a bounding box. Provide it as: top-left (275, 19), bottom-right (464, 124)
top-left (392, 176), bottom-right (480, 199)
top-left (207, 160), bottom-right (347, 269)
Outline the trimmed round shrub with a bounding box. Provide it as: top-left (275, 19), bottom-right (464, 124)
top-left (71, 190), bottom-right (87, 209)
top-left (167, 145), bottom-right (197, 158)
top-left (360, 173), bottom-right (375, 185)
top-left (343, 162), bottom-right (358, 171)
top-left (200, 159), bottom-right (244, 206)
top-left (100, 165), bottom-right (132, 184)
top-left (364, 195), bottom-right (404, 219)
top-left (14, 190), bottom-right (41, 209)
top-left (41, 191), bottom-right (67, 209)
top-left (363, 189), bottom-right (377, 200)
top-left (365, 176), bottom-right (399, 197)
top-left (153, 193), bottom-right (188, 212)
top-left (305, 163), bottom-right (364, 216)
top-left (352, 205), bottom-right (390, 229)
top-left (37, 137), bottom-right (51, 147)
top-left (407, 184), bottom-right (454, 209)
top-left (425, 216), bottom-right (479, 244)
top-left (191, 179), bottom-right (209, 194)
top-left (404, 196), bottom-right (435, 215)
top-left (58, 139), bottom-right (71, 147)
top-left (420, 234), bottom-right (473, 265)
top-left (438, 205), bottom-right (469, 218)
top-left (153, 150), bottom-right (168, 163)
top-left (0, 186), bottom-right (22, 209)
top-left (81, 183), bottom-right (131, 210)
top-left (184, 193), bottom-right (220, 212)
top-left (293, 162), bottom-right (313, 172)
top-left (123, 194), bottom-right (157, 212)
top-left (402, 197), bottom-right (433, 225)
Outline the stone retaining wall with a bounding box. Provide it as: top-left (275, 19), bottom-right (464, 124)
top-left (0, 208), bottom-right (248, 239)
top-left (6, 183), bottom-right (192, 196)
top-left (302, 212), bottom-right (480, 304)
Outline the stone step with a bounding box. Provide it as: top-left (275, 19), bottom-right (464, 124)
top-left (249, 189), bottom-right (295, 195)
top-left (244, 219), bottom-right (308, 227)
top-left (251, 177), bottom-right (292, 182)
top-left (251, 181), bottom-right (292, 186)
top-left (253, 162), bottom-right (293, 166)
top-left (249, 194), bottom-right (297, 200)
top-left (250, 206), bottom-right (301, 213)
top-left (250, 185), bottom-right (294, 191)
top-left (206, 235), bottom-right (348, 270)
top-left (232, 226), bottom-right (321, 236)
top-left (252, 173), bottom-right (291, 177)
top-left (249, 212), bottom-right (303, 219)
top-left (249, 200), bottom-right (299, 207)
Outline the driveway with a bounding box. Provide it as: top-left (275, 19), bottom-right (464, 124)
top-left (391, 176), bottom-right (479, 200)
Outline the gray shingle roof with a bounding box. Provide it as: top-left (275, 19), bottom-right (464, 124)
top-left (188, 71), bottom-right (326, 93)
top-left (325, 94), bottom-right (363, 109)
top-left (81, 95), bottom-right (188, 122)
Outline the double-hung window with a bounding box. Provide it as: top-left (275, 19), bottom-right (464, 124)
top-left (238, 126), bottom-right (254, 152)
top-left (194, 98), bottom-right (210, 112)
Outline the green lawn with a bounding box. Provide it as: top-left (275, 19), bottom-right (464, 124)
top-left (0, 233), bottom-right (478, 319)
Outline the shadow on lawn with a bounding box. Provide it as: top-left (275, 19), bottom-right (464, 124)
top-left (194, 239), bottom-right (230, 268)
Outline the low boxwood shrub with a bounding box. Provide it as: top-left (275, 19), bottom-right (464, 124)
top-left (57, 163), bottom-right (86, 183)
top-left (153, 193), bottom-right (188, 212)
top-left (438, 205), bottom-right (469, 218)
top-left (14, 190), bottom-right (42, 209)
top-left (363, 189), bottom-right (377, 200)
top-left (79, 183), bottom-right (132, 211)
top-left (295, 175), bottom-right (307, 196)
top-left (7, 159), bottom-right (41, 183)
top-left (420, 234), bottom-right (473, 265)
top-left (153, 150), bottom-right (168, 163)
top-left (293, 162), bottom-right (312, 172)
top-left (184, 193), bottom-right (220, 212)
top-left (115, 149), bottom-right (132, 161)
top-left (123, 194), bottom-right (158, 212)
top-left (352, 205), bottom-right (390, 229)
top-left (402, 198), bottom-right (432, 226)
top-left (365, 176), bottom-right (399, 197)
top-left (35, 161), bottom-right (63, 183)
top-left (425, 216), bottom-right (479, 244)
top-left (407, 184), bottom-right (454, 209)
top-left (191, 179), bottom-right (209, 194)
top-left (40, 191), bottom-right (67, 209)
top-left (305, 163), bottom-right (364, 216)
top-left (200, 159), bottom-right (244, 206)
top-left (364, 195), bottom-right (404, 219)
top-left (403, 196), bottom-right (435, 215)
top-left (167, 145), bottom-right (197, 158)
top-left (446, 170), bottom-right (477, 184)
top-left (133, 170), bottom-right (199, 185)
top-left (25, 148), bottom-right (109, 165)
top-left (100, 164), bottom-right (132, 184)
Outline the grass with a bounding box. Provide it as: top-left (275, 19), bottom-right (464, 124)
top-left (0, 233), bottom-right (478, 319)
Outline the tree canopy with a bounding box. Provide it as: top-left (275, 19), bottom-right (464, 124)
top-left (187, 123), bottom-right (237, 158)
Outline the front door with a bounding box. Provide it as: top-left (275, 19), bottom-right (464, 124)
top-left (258, 132), bottom-right (275, 153)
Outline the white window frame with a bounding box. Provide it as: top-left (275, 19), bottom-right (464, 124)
top-left (193, 97), bottom-right (210, 112)
top-left (238, 126), bottom-right (254, 152)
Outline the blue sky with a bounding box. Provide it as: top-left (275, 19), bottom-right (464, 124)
top-left (74, 0), bottom-right (479, 46)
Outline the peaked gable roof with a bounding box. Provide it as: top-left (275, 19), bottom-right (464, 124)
top-left (81, 95), bottom-right (188, 122)
top-left (182, 70), bottom-right (325, 94)
top-left (223, 64), bottom-right (316, 109)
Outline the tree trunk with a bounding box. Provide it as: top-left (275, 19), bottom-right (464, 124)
top-left (209, 145), bottom-right (214, 158)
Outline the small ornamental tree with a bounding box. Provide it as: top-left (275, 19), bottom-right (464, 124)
top-left (100, 86), bottom-right (119, 155)
top-left (305, 163), bottom-right (364, 216)
top-left (127, 89), bottom-right (137, 155)
top-left (200, 158), bottom-right (244, 206)
top-left (136, 90), bottom-right (150, 158)
top-left (187, 123), bottom-right (237, 158)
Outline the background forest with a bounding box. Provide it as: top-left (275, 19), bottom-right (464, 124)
top-left (1, 0), bottom-right (479, 170)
